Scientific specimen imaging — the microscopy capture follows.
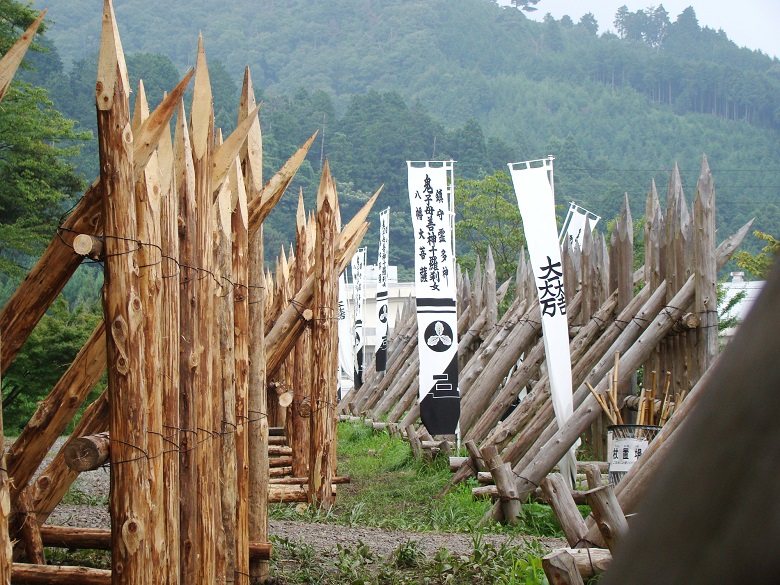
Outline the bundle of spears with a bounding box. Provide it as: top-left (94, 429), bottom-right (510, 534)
top-left (586, 352), bottom-right (687, 428)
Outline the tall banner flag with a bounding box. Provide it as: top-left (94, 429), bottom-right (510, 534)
top-left (337, 272), bottom-right (354, 401)
top-left (375, 208), bottom-right (391, 372)
top-left (407, 161), bottom-right (459, 435)
top-left (351, 247), bottom-right (366, 390)
top-left (508, 157), bottom-right (577, 486)
top-left (559, 202), bottom-right (600, 248)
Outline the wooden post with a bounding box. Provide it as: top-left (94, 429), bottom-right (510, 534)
top-left (585, 485), bottom-right (628, 551)
top-left (215, 161), bottom-right (237, 584)
top-left (157, 88), bottom-right (180, 585)
top-left (131, 80), bottom-right (167, 582)
top-left (405, 425), bottom-right (423, 459)
top-left (481, 445), bottom-right (521, 525)
top-left (10, 563), bottom-right (111, 584)
top-left (174, 95), bottom-right (199, 583)
top-left (309, 161), bottom-right (339, 508)
top-left (0, 332), bottom-right (8, 583)
top-left (583, 463), bottom-right (604, 489)
top-left (693, 155), bottom-right (717, 383)
top-left (242, 67), bottom-right (270, 585)
top-left (542, 550), bottom-right (585, 585)
top-left (191, 36), bottom-right (219, 585)
top-left (540, 474), bottom-right (588, 547)
top-left (231, 138), bottom-right (251, 585)
top-left (95, 2), bottom-right (151, 582)
top-left (291, 191), bottom-right (311, 478)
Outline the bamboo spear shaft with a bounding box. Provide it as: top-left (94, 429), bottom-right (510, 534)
top-left (95, 2), bottom-right (151, 581)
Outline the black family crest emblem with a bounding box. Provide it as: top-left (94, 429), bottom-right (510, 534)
top-left (424, 320), bottom-right (453, 352)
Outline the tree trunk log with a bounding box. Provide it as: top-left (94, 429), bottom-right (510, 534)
top-left (540, 474), bottom-right (588, 548)
top-left (62, 433), bottom-right (109, 472)
top-left (542, 549), bottom-right (585, 585)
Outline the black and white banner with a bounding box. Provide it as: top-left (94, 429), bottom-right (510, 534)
top-left (559, 201), bottom-right (600, 248)
top-left (375, 208), bottom-right (390, 372)
top-left (337, 272), bottom-right (354, 401)
top-left (408, 161), bottom-right (459, 436)
top-left (351, 247), bottom-right (366, 390)
top-left (508, 157), bottom-right (577, 486)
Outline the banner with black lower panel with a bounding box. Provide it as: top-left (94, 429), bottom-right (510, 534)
top-left (407, 161), bottom-right (459, 436)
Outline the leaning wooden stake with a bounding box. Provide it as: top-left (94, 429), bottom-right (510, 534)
top-left (481, 445), bottom-right (521, 525)
top-left (96, 2), bottom-right (151, 582)
top-left (585, 485), bottom-right (627, 551)
top-left (309, 161), bottom-right (339, 507)
top-left (540, 474), bottom-right (588, 547)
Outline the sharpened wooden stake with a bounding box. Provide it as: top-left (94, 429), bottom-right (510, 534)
top-left (585, 484), bottom-right (628, 551)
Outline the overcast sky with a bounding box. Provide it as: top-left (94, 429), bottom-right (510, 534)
top-left (500, 1), bottom-right (780, 59)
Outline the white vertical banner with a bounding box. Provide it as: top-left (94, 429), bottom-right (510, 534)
top-left (375, 208), bottom-right (390, 372)
top-left (337, 272), bottom-right (354, 401)
top-left (351, 247), bottom-right (367, 390)
top-left (559, 201), bottom-right (600, 248)
top-left (407, 161), bottom-right (459, 435)
top-left (508, 157), bottom-right (578, 486)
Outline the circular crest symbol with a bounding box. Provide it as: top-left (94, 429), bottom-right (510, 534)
top-left (378, 304), bottom-right (388, 323)
top-left (424, 320), bottom-right (453, 352)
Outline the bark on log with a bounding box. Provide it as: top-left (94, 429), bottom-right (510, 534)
top-left (405, 425), bottom-right (423, 459)
top-left (10, 563), bottom-right (111, 584)
top-left (481, 445), bottom-right (521, 525)
top-left (0, 332), bottom-right (8, 583)
top-left (36, 526), bottom-right (272, 561)
top-left (541, 474), bottom-right (588, 548)
top-left (585, 485), bottom-right (627, 551)
top-left (542, 550), bottom-right (585, 585)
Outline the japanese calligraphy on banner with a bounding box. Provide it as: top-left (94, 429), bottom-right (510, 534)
top-left (375, 208), bottom-right (391, 372)
top-left (351, 247), bottom-right (367, 390)
top-left (337, 272), bottom-right (354, 401)
top-left (508, 157), bottom-right (577, 485)
top-left (407, 161), bottom-right (459, 436)
top-left (559, 202), bottom-right (600, 248)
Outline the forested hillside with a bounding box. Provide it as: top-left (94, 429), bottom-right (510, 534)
top-left (20, 0), bottom-right (780, 276)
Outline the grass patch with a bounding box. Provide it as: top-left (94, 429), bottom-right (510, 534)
top-left (270, 534), bottom-right (549, 585)
top-left (271, 422), bottom-right (574, 539)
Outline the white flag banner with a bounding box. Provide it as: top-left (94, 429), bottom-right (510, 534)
top-left (407, 161), bottom-right (459, 435)
top-left (337, 272), bottom-right (354, 401)
top-left (559, 202), bottom-right (600, 248)
top-left (375, 208), bottom-right (390, 372)
top-left (351, 248), bottom-right (367, 390)
top-left (508, 157), bottom-right (577, 486)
